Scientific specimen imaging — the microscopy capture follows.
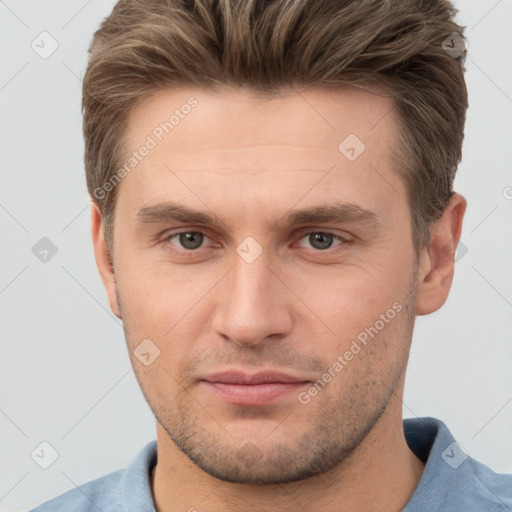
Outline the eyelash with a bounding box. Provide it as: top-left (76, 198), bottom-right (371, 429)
top-left (162, 229), bottom-right (352, 253)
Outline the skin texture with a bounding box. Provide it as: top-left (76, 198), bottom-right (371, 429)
top-left (91, 85), bottom-right (466, 512)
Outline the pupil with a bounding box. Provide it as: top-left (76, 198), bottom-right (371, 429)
top-left (180, 232), bottom-right (203, 249)
top-left (310, 232), bottom-right (333, 250)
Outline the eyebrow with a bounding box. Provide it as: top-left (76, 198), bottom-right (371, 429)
top-left (135, 201), bottom-right (381, 230)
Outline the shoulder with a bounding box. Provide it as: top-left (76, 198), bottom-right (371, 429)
top-left (404, 417), bottom-right (512, 511)
top-left (465, 457), bottom-right (512, 511)
top-left (27, 469), bottom-right (125, 512)
top-left (28, 440), bottom-right (157, 512)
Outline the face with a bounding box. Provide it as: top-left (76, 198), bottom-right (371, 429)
top-left (102, 85), bottom-right (422, 484)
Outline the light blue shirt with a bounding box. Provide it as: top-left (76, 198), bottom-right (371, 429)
top-left (28, 417), bottom-right (512, 511)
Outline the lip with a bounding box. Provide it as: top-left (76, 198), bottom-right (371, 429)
top-left (202, 370), bottom-right (308, 385)
top-left (199, 370), bottom-right (310, 405)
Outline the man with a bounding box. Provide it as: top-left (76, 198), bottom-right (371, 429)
top-left (30, 0), bottom-right (511, 510)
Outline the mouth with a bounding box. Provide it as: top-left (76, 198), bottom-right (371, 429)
top-left (199, 370), bottom-right (311, 405)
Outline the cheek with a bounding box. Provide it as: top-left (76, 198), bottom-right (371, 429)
top-left (117, 260), bottom-right (219, 348)
top-left (302, 262), bottom-right (405, 316)
top-left (297, 261), bottom-right (412, 351)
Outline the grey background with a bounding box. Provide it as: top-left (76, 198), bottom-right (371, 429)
top-left (1, 1), bottom-right (511, 510)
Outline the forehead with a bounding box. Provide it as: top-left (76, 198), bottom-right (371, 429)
top-left (117, 85), bottom-right (405, 220)
top-left (126, 84), bottom-right (396, 154)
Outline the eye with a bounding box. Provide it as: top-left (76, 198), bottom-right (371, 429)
top-left (167, 231), bottom-right (208, 250)
top-left (297, 232), bottom-right (348, 250)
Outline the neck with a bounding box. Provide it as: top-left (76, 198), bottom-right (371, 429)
top-left (151, 393), bottom-right (425, 512)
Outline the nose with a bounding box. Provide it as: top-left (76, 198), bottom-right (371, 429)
top-left (212, 250), bottom-right (293, 347)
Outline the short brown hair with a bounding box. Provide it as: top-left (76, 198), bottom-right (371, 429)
top-left (82, 0), bottom-right (467, 255)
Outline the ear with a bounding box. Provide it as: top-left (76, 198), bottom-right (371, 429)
top-left (415, 193), bottom-right (467, 316)
top-left (90, 202), bottom-right (121, 318)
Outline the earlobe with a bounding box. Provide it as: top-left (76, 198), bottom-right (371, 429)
top-left (415, 193), bottom-right (467, 316)
top-left (90, 202), bottom-right (121, 319)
